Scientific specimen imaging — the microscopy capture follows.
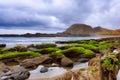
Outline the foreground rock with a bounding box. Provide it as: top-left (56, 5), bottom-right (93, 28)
top-left (0, 66), bottom-right (30, 80)
top-left (0, 62), bottom-right (6, 74)
top-left (20, 55), bottom-right (52, 69)
top-left (61, 57), bottom-right (73, 67)
top-left (28, 53), bottom-right (120, 80)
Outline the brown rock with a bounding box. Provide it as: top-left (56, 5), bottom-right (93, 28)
top-left (0, 62), bottom-right (6, 74)
top-left (20, 55), bottom-right (52, 69)
top-left (61, 57), bottom-right (73, 67)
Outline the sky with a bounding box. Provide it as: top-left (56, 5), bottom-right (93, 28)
top-left (0, 0), bottom-right (120, 34)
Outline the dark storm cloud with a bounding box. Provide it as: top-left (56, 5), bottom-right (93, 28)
top-left (0, 0), bottom-right (119, 34)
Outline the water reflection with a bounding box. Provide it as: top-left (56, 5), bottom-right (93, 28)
top-left (29, 65), bottom-right (67, 79)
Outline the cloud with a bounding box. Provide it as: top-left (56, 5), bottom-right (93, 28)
top-left (85, 0), bottom-right (120, 29)
top-left (0, 0), bottom-right (119, 34)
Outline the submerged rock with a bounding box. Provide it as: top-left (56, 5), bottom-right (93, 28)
top-left (40, 67), bottom-right (48, 73)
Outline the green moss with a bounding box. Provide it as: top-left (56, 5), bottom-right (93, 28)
top-left (84, 49), bottom-right (95, 55)
top-left (51, 50), bottom-right (65, 56)
top-left (50, 50), bottom-right (65, 59)
top-left (58, 45), bottom-right (73, 50)
top-left (64, 47), bottom-right (86, 54)
top-left (2, 48), bottom-right (13, 52)
top-left (101, 55), bottom-right (119, 71)
top-left (72, 44), bottom-right (98, 50)
top-left (99, 41), bottom-right (108, 45)
top-left (37, 48), bottom-right (60, 54)
top-left (35, 43), bottom-right (56, 49)
top-left (98, 44), bottom-right (111, 50)
top-left (61, 46), bottom-right (96, 58)
top-left (88, 40), bottom-right (98, 45)
top-left (0, 51), bottom-right (41, 59)
top-left (3, 46), bottom-right (28, 52)
top-left (77, 40), bottom-right (89, 44)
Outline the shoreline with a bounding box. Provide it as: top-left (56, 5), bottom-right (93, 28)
top-left (0, 36), bottom-right (120, 80)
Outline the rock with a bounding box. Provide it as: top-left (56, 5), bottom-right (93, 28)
top-left (20, 55), bottom-right (52, 69)
top-left (61, 57), bottom-right (73, 67)
top-left (2, 67), bottom-right (11, 73)
top-left (40, 67), bottom-right (48, 73)
top-left (0, 62), bottom-right (6, 74)
top-left (0, 66), bottom-right (30, 80)
top-left (0, 44), bottom-right (6, 48)
top-left (77, 58), bottom-right (89, 63)
top-left (28, 47), bottom-right (37, 51)
top-left (14, 46), bottom-right (28, 52)
top-left (51, 63), bottom-right (59, 67)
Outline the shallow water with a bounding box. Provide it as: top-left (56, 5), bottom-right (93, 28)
top-left (0, 37), bottom-right (101, 47)
top-left (29, 62), bottom-right (88, 79)
top-left (117, 70), bottom-right (120, 80)
top-left (29, 65), bottom-right (67, 79)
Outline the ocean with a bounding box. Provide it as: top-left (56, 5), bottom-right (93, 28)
top-left (0, 36), bottom-right (101, 47)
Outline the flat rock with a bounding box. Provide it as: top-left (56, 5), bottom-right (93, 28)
top-left (20, 55), bottom-right (52, 69)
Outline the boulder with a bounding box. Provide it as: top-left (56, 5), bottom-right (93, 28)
top-left (61, 57), bottom-right (73, 67)
top-left (0, 44), bottom-right (6, 48)
top-left (0, 66), bottom-right (30, 80)
top-left (20, 55), bottom-right (52, 69)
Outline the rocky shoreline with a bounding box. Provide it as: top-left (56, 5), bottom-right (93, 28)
top-left (0, 36), bottom-right (120, 80)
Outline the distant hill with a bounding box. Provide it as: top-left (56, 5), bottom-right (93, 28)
top-left (94, 26), bottom-right (120, 35)
top-left (62, 24), bottom-right (95, 36)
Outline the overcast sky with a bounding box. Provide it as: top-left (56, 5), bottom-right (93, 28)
top-left (0, 0), bottom-right (120, 34)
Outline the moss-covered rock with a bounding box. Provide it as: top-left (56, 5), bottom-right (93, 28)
top-left (84, 49), bottom-right (95, 55)
top-left (27, 44), bottom-right (35, 48)
top-left (0, 51), bottom-right (41, 60)
top-left (37, 48), bottom-right (60, 54)
top-left (0, 44), bottom-right (6, 48)
top-left (72, 44), bottom-right (98, 50)
top-left (35, 43), bottom-right (57, 49)
top-left (63, 47), bottom-right (85, 57)
top-left (3, 46), bottom-right (28, 52)
top-left (58, 45), bottom-right (73, 50)
top-left (101, 55), bottom-right (119, 71)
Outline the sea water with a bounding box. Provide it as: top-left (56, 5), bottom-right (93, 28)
top-left (0, 36), bottom-right (101, 47)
